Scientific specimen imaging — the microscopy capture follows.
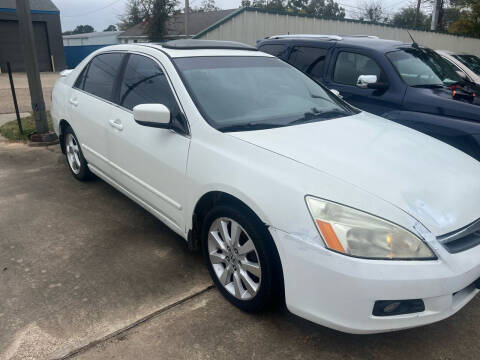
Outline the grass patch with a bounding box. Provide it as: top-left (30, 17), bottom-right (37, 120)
top-left (0, 113), bottom-right (53, 142)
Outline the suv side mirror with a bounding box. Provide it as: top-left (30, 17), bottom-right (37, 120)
top-left (133, 104), bottom-right (170, 128)
top-left (356, 75), bottom-right (388, 90)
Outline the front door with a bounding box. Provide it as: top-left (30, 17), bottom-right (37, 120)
top-left (106, 53), bottom-right (190, 235)
top-left (325, 49), bottom-right (400, 116)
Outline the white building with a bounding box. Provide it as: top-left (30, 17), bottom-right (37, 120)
top-left (63, 31), bottom-right (123, 46)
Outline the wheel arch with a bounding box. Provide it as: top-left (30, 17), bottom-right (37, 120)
top-left (188, 189), bottom-right (271, 252)
top-left (191, 189), bottom-right (285, 302)
top-left (58, 119), bottom-right (71, 153)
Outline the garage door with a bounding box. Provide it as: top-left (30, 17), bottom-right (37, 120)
top-left (0, 20), bottom-right (52, 72)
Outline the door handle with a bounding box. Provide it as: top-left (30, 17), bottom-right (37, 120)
top-left (109, 118), bottom-right (123, 131)
top-left (69, 98), bottom-right (79, 107)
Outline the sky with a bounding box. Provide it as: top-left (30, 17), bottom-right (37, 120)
top-left (56, 0), bottom-right (416, 33)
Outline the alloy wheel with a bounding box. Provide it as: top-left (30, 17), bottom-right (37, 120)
top-left (65, 133), bottom-right (81, 175)
top-left (208, 217), bottom-right (262, 300)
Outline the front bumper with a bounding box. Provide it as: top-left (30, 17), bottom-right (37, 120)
top-left (269, 227), bottom-right (480, 334)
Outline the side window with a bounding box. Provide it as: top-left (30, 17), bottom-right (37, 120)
top-left (287, 46), bottom-right (328, 80)
top-left (74, 65), bottom-right (88, 89)
top-left (333, 51), bottom-right (383, 86)
top-left (119, 54), bottom-right (178, 112)
top-left (83, 53), bottom-right (124, 101)
top-left (258, 44), bottom-right (288, 58)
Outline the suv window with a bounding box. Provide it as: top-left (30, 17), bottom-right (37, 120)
top-left (119, 54), bottom-right (177, 112)
top-left (333, 51), bottom-right (383, 86)
top-left (82, 53), bottom-right (124, 101)
top-left (258, 44), bottom-right (288, 58)
top-left (288, 46), bottom-right (328, 80)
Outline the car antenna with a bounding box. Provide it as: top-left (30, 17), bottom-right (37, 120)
top-left (407, 30), bottom-right (419, 48)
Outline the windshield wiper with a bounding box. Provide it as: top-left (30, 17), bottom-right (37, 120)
top-left (287, 109), bottom-right (350, 126)
top-left (218, 122), bottom-right (284, 132)
top-left (412, 84), bottom-right (444, 88)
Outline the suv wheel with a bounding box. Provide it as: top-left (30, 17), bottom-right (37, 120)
top-left (202, 205), bottom-right (282, 312)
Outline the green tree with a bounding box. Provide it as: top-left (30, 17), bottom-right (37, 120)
top-left (289, 0), bottom-right (309, 14)
top-left (307, 0), bottom-right (345, 18)
top-left (103, 24), bottom-right (118, 32)
top-left (358, 1), bottom-right (387, 23)
top-left (391, 7), bottom-right (430, 30)
top-left (118, 0), bottom-right (154, 30)
top-left (71, 25), bottom-right (95, 34)
top-left (197, 0), bottom-right (219, 12)
top-left (448, 0), bottom-right (480, 38)
top-left (147, 0), bottom-right (178, 41)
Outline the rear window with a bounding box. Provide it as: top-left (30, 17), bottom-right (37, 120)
top-left (82, 53), bottom-right (124, 101)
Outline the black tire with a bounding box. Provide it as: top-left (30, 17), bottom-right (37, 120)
top-left (202, 204), bottom-right (283, 312)
top-left (63, 126), bottom-right (92, 181)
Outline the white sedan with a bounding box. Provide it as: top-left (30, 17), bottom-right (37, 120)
top-left (51, 40), bottom-right (480, 334)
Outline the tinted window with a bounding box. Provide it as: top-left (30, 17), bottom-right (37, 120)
top-left (119, 54), bottom-right (177, 112)
top-left (288, 46), bottom-right (328, 80)
top-left (74, 66), bottom-right (88, 89)
top-left (83, 53), bottom-right (124, 101)
top-left (258, 44), bottom-right (288, 58)
top-left (174, 56), bottom-right (353, 131)
top-left (454, 54), bottom-right (480, 76)
top-left (333, 52), bottom-right (383, 86)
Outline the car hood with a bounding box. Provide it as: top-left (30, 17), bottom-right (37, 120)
top-left (228, 112), bottom-right (480, 236)
top-left (404, 87), bottom-right (480, 122)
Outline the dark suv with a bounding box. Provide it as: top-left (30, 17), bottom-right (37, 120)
top-left (257, 35), bottom-right (480, 161)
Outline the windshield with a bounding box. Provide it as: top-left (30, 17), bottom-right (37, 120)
top-left (387, 48), bottom-right (462, 87)
top-left (453, 54), bottom-right (480, 76)
top-left (174, 56), bottom-right (354, 131)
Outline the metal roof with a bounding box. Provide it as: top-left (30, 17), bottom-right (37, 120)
top-left (119, 9), bottom-right (238, 39)
top-left (63, 31), bottom-right (123, 39)
top-left (0, 0), bottom-right (59, 12)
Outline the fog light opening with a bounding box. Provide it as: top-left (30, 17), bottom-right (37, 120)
top-left (372, 299), bottom-right (425, 317)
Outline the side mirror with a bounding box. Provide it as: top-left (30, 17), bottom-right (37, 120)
top-left (133, 104), bottom-right (170, 128)
top-left (356, 74), bottom-right (388, 90)
top-left (356, 75), bottom-right (378, 88)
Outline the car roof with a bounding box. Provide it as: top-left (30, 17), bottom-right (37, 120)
top-left (259, 35), bottom-right (410, 53)
top-left (437, 49), bottom-right (468, 56)
top-left (97, 40), bottom-right (272, 59)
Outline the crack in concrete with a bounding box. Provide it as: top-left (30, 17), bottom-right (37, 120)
top-left (54, 285), bottom-right (214, 360)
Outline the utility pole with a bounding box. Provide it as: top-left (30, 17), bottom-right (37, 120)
top-left (431, 0), bottom-right (440, 31)
top-left (17, 0), bottom-right (57, 144)
top-left (414, 0), bottom-right (421, 29)
top-left (185, 0), bottom-right (189, 38)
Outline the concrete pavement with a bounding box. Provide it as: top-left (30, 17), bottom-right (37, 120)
top-left (2, 142), bottom-right (480, 359)
top-left (0, 143), bottom-right (211, 359)
top-left (0, 72), bottom-right (59, 114)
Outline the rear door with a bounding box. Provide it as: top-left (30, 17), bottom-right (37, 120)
top-left (324, 49), bottom-right (402, 116)
top-left (106, 53), bottom-right (190, 234)
top-left (68, 52), bottom-right (125, 172)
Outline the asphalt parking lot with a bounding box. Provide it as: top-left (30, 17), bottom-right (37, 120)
top-left (2, 142), bottom-right (480, 360)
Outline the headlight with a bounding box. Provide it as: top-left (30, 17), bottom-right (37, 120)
top-left (306, 196), bottom-right (436, 260)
